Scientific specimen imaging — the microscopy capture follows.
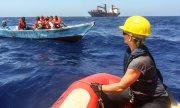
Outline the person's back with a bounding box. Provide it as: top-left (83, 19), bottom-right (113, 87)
top-left (129, 55), bottom-right (166, 97)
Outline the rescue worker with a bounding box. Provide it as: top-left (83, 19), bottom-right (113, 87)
top-left (90, 16), bottom-right (171, 108)
top-left (18, 17), bottom-right (26, 30)
top-left (53, 16), bottom-right (61, 28)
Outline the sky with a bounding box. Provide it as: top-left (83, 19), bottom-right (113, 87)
top-left (0, 0), bottom-right (180, 17)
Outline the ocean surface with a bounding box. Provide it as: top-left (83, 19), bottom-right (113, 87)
top-left (0, 16), bottom-right (180, 108)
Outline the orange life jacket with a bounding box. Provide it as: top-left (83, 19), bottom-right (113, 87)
top-left (54, 17), bottom-right (61, 28)
top-left (18, 18), bottom-right (26, 30)
top-left (41, 19), bottom-right (46, 27)
top-left (40, 16), bottom-right (46, 28)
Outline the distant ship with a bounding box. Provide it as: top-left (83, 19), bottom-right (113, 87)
top-left (88, 4), bottom-right (120, 17)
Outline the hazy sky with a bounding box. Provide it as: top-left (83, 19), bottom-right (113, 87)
top-left (0, 0), bottom-right (179, 17)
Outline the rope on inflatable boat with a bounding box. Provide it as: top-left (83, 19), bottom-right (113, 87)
top-left (77, 80), bottom-right (105, 108)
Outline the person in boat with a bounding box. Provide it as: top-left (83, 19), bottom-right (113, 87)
top-left (91, 16), bottom-right (171, 108)
top-left (18, 17), bottom-right (27, 30)
top-left (45, 17), bottom-right (51, 29)
top-left (49, 16), bottom-right (55, 29)
top-left (34, 16), bottom-right (41, 29)
top-left (40, 16), bottom-right (47, 29)
top-left (53, 16), bottom-right (61, 28)
top-left (49, 16), bottom-right (53, 22)
top-left (1, 19), bottom-right (7, 28)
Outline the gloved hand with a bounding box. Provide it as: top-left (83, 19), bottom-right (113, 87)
top-left (90, 83), bottom-right (102, 93)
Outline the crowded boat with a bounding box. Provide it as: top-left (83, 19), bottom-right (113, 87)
top-left (0, 17), bottom-right (95, 41)
top-left (18, 16), bottom-right (66, 30)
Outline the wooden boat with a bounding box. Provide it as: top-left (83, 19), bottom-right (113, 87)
top-left (0, 21), bottom-right (95, 42)
top-left (51, 73), bottom-right (180, 108)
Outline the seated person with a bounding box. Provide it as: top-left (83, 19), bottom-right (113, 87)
top-left (34, 16), bottom-right (46, 29)
top-left (18, 17), bottom-right (26, 30)
top-left (40, 16), bottom-right (47, 29)
top-left (49, 16), bottom-right (53, 22)
top-left (49, 16), bottom-right (54, 29)
top-left (53, 16), bottom-right (61, 28)
top-left (45, 17), bottom-right (51, 29)
top-left (34, 16), bottom-right (41, 29)
top-left (1, 19), bottom-right (7, 28)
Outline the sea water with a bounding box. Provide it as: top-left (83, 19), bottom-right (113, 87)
top-left (0, 16), bottom-right (180, 108)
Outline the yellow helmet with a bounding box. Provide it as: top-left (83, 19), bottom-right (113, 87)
top-left (119, 16), bottom-right (151, 36)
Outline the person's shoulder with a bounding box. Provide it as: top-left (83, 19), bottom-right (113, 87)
top-left (128, 55), bottom-right (153, 72)
top-left (133, 55), bottom-right (152, 65)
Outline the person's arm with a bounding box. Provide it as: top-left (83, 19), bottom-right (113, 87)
top-left (102, 69), bottom-right (141, 92)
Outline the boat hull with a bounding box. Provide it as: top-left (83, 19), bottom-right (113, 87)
top-left (49, 35), bottom-right (83, 42)
top-left (0, 21), bottom-right (95, 42)
top-left (88, 12), bottom-right (120, 17)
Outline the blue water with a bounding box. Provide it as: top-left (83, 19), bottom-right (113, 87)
top-left (0, 16), bottom-right (180, 108)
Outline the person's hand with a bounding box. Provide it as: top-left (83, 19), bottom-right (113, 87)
top-left (90, 83), bottom-right (102, 93)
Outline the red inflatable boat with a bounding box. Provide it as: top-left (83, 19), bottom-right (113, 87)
top-left (51, 73), bottom-right (131, 108)
top-left (51, 73), bottom-right (180, 108)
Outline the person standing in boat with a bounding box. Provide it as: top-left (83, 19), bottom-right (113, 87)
top-left (91, 16), bottom-right (171, 108)
top-left (18, 17), bottom-right (26, 30)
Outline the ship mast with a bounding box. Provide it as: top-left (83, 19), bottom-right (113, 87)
top-left (112, 5), bottom-right (114, 13)
top-left (97, 4), bottom-right (107, 13)
top-left (111, 5), bottom-right (119, 14)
